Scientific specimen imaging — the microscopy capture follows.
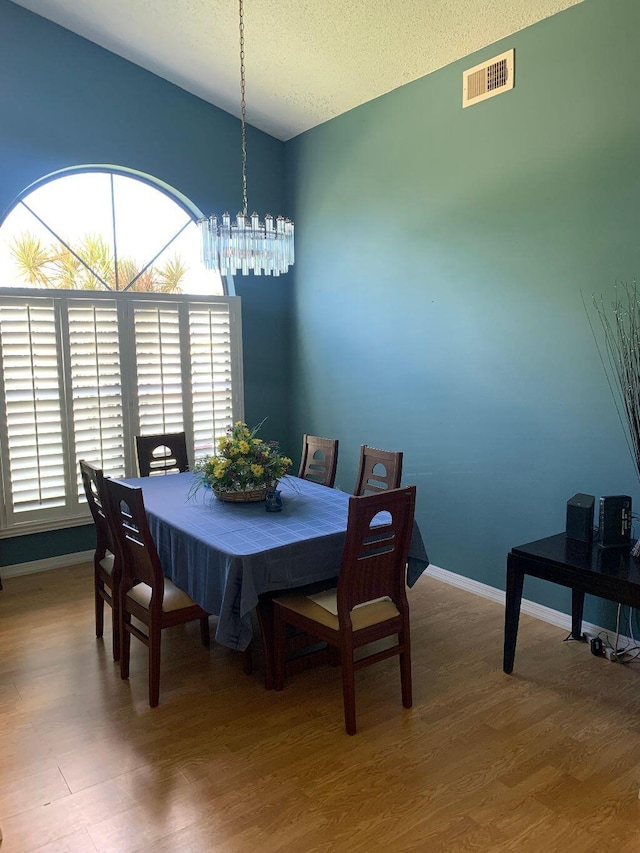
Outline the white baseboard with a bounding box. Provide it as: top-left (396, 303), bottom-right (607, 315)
top-left (424, 564), bottom-right (637, 651)
top-left (1, 550), bottom-right (93, 579)
top-left (2, 554), bottom-right (637, 652)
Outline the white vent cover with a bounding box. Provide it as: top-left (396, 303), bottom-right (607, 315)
top-left (463, 49), bottom-right (514, 108)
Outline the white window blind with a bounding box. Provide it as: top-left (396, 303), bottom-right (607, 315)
top-left (0, 291), bottom-right (243, 535)
top-left (67, 300), bottom-right (126, 498)
top-left (133, 304), bottom-right (185, 437)
top-left (0, 300), bottom-right (66, 522)
top-left (190, 302), bottom-right (235, 456)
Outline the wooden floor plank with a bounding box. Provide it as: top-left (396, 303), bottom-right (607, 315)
top-left (1, 561), bottom-right (639, 852)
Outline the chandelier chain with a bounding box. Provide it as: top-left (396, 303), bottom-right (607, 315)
top-left (239, 0), bottom-right (248, 216)
top-left (198, 0), bottom-right (294, 276)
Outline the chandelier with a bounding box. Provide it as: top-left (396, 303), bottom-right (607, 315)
top-left (199, 0), bottom-right (294, 277)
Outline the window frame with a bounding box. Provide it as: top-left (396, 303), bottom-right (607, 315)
top-left (0, 164), bottom-right (236, 297)
top-left (0, 166), bottom-right (242, 538)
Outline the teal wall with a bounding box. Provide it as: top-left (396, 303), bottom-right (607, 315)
top-left (3, 0), bottom-right (640, 632)
top-left (0, 0), bottom-right (293, 565)
top-left (286, 0), bottom-right (640, 625)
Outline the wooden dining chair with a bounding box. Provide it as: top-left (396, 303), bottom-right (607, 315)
top-left (104, 478), bottom-right (211, 707)
top-left (298, 434), bottom-right (339, 488)
top-left (135, 432), bottom-right (189, 477)
top-left (80, 460), bottom-right (121, 661)
top-left (353, 445), bottom-right (403, 496)
top-left (273, 485), bottom-right (416, 735)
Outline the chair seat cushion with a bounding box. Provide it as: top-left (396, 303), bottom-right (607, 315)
top-left (273, 590), bottom-right (399, 632)
top-left (98, 551), bottom-right (115, 575)
top-left (127, 577), bottom-right (199, 612)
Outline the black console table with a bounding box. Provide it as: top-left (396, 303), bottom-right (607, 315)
top-left (504, 533), bottom-right (640, 673)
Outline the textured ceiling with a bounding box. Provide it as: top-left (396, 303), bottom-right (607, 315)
top-left (13, 0), bottom-right (583, 140)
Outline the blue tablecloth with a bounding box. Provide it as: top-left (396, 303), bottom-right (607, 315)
top-left (122, 473), bottom-right (429, 651)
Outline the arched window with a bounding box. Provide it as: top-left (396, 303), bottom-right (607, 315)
top-left (0, 168), bottom-right (243, 535)
top-left (0, 167), bottom-right (225, 294)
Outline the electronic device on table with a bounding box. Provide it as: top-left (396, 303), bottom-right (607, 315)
top-left (565, 493), bottom-right (633, 550)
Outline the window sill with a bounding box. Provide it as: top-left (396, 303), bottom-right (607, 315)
top-left (0, 514), bottom-right (93, 539)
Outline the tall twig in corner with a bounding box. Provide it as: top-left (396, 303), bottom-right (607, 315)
top-left (584, 282), bottom-right (640, 482)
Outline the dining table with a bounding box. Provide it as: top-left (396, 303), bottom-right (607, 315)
top-left (121, 472), bottom-right (430, 687)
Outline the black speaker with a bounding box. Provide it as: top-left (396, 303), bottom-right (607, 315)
top-left (598, 495), bottom-right (632, 548)
top-left (566, 493), bottom-right (594, 543)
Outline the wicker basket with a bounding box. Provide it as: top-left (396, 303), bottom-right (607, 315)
top-left (213, 487), bottom-right (269, 503)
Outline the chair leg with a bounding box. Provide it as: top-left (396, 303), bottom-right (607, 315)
top-left (400, 629), bottom-right (412, 709)
top-left (200, 616), bottom-right (210, 649)
top-left (111, 594), bottom-right (120, 662)
top-left (328, 645), bottom-right (341, 666)
top-left (149, 623), bottom-right (162, 708)
top-left (255, 595), bottom-right (276, 690)
top-left (95, 575), bottom-right (104, 639)
top-left (273, 609), bottom-right (287, 691)
top-left (341, 643), bottom-right (357, 735)
top-left (120, 610), bottom-right (131, 680)
top-left (242, 643), bottom-right (253, 675)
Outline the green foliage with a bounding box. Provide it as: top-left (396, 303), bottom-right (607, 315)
top-left (9, 230), bottom-right (188, 293)
top-left (192, 421), bottom-right (293, 494)
top-left (9, 233), bottom-right (51, 287)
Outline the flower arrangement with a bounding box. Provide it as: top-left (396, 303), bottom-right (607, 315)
top-left (192, 420), bottom-right (293, 501)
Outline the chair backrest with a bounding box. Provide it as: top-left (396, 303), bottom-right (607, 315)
top-left (103, 479), bottom-right (164, 599)
top-left (353, 445), bottom-right (403, 496)
top-left (298, 434), bottom-right (339, 488)
top-left (79, 460), bottom-right (112, 558)
top-left (135, 432), bottom-right (189, 477)
top-left (337, 486), bottom-right (416, 619)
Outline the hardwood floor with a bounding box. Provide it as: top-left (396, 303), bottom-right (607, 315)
top-left (1, 563), bottom-right (639, 852)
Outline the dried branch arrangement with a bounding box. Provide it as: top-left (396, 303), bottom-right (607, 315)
top-left (586, 282), bottom-right (640, 482)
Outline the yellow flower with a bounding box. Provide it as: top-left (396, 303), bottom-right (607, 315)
top-left (192, 420), bottom-right (291, 498)
top-left (233, 422), bottom-right (250, 437)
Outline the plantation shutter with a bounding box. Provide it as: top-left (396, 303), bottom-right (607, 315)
top-left (0, 300), bottom-right (67, 520)
top-left (67, 300), bottom-right (126, 497)
top-left (190, 302), bottom-right (236, 457)
top-left (0, 292), bottom-right (242, 533)
top-left (133, 304), bottom-right (184, 436)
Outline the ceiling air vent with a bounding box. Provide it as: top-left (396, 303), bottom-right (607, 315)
top-left (463, 49), bottom-right (514, 108)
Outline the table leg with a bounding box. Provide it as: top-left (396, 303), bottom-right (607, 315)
top-left (571, 588), bottom-right (585, 640)
top-left (256, 591), bottom-right (334, 690)
top-left (256, 596), bottom-right (276, 690)
top-left (503, 561), bottom-right (524, 674)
